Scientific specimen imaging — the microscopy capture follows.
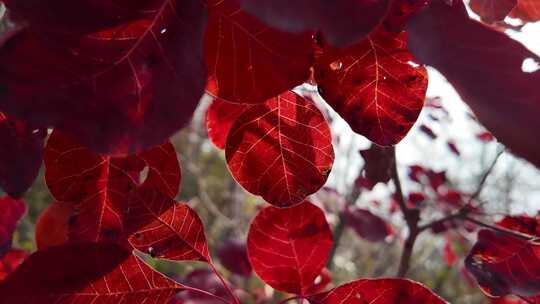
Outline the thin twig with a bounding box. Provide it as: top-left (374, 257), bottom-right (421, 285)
top-left (463, 216), bottom-right (534, 240)
top-left (210, 263), bottom-right (240, 304)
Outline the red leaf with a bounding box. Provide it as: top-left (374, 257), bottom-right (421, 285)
top-left (0, 113), bottom-right (45, 198)
top-left (225, 91), bottom-right (334, 207)
top-left (469, 0), bottom-right (517, 23)
top-left (408, 192), bottom-right (427, 207)
top-left (0, 242), bottom-right (184, 303)
top-left (444, 239), bottom-right (458, 266)
top-left (307, 278), bottom-right (448, 303)
top-left (0, 197), bottom-right (25, 253)
top-left (206, 99), bottom-right (252, 149)
top-left (343, 207), bottom-right (393, 242)
top-left (239, 0), bottom-right (390, 47)
top-left (174, 269), bottom-right (233, 304)
top-left (126, 189), bottom-right (210, 262)
top-left (217, 239), bottom-right (252, 277)
top-left (247, 201), bottom-right (332, 295)
top-left (35, 202), bottom-right (72, 250)
top-left (384, 0), bottom-right (428, 31)
top-left (498, 215), bottom-right (540, 237)
top-left (305, 267), bottom-right (332, 295)
top-left (511, 0), bottom-right (540, 21)
top-left (205, 0), bottom-right (314, 104)
top-left (359, 144), bottom-right (394, 184)
top-left (477, 131), bottom-right (495, 142)
top-left (465, 229), bottom-right (540, 297)
top-left (314, 28), bottom-right (428, 146)
top-left (0, 249), bottom-right (27, 282)
top-left (0, 0), bottom-right (206, 155)
top-left (406, 0), bottom-right (540, 168)
top-left (44, 131), bottom-right (181, 242)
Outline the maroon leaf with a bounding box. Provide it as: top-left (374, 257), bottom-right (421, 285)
top-left (247, 201), bottom-right (332, 295)
top-left (174, 269), bottom-right (233, 304)
top-left (126, 188), bottom-right (210, 262)
top-left (239, 0), bottom-right (390, 47)
top-left (0, 242), bottom-right (185, 303)
top-left (469, 0), bottom-right (517, 23)
top-left (408, 192), bottom-right (427, 207)
top-left (447, 140), bottom-right (461, 156)
top-left (511, 0), bottom-right (540, 21)
top-left (205, 0), bottom-right (313, 104)
top-left (226, 91), bottom-right (334, 207)
top-left (343, 207), bottom-right (393, 242)
top-left (0, 197), bottom-right (25, 254)
top-left (0, 249), bottom-right (27, 282)
top-left (44, 131), bottom-right (181, 242)
top-left (420, 124), bottom-right (437, 140)
top-left (465, 229), bottom-right (540, 297)
top-left (359, 144), bottom-right (394, 184)
top-left (0, 0), bottom-right (206, 155)
top-left (384, 0), bottom-right (428, 31)
top-left (0, 113), bottom-right (45, 198)
top-left (314, 28), bottom-right (428, 146)
top-left (407, 0), bottom-right (540, 168)
top-left (217, 239), bottom-right (252, 277)
top-left (206, 99), bottom-right (252, 149)
top-left (307, 278), bottom-right (448, 303)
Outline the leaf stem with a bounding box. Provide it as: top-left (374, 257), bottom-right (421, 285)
top-left (210, 262), bottom-right (240, 304)
top-left (183, 285), bottom-right (232, 304)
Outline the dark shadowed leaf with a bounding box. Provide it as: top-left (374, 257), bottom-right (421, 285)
top-left (307, 278), bottom-right (448, 303)
top-left (384, 0), bottom-right (428, 31)
top-left (206, 98), bottom-right (252, 149)
top-left (0, 249), bottom-right (27, 282)
top-left (0, 197), bottom-right (26, 254)
top-left (407, 0), bottom-right (540, 168)
top-left (239, 0), bottom-right (390, 47)
top-left (35, 202), bottom-right (72, 250)
top-left (247, 201), bottom-right (332, 295)
top-left (315, 28), bottom-right (427, 146)
top-left (0, 242), bottom-right (184, 304)
top-left (205, 0), bottom-right (313, 104)
top-left (469, 0), bottom-right (517, 23)
top-left (226, 91), bottom-right (334, 207)
top-left (0, 113), bottom-right (45, 198)
top-left (343, 207), bottom-right (393, 242)
top-left (217, 239), bottom-right (252, 277)
top-left (359, 144), bottom-right (394, 184)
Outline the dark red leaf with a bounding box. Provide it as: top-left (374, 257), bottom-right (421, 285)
top-left (477, 131), bottom-right (495, 142)
top-left (438, 189), bottom-right (464, 208)
top-left (226, 91), bottom-right (334, 207)
top-left (0, 113), bottom-right (45, 198)
top-left (408, 192), bottom-right (427, 207)
top-left (315, 28), bottom-right (428, 146)
top-left (240, 0), bottom-right (390, 47)
top-left (217, 239), bottom-right (252, 277)
top-left (470, 0), bottom-right (517, 23)
top-left (44, 131), bottom-right (181, 242)
top-left (354, 176), bottom-right (376, 191)
top-left (511, 0), bottom-right (540, 21)
top-left (205, 0), bottom-right (313, 104)
top-left (420, 124), bottom-right (437, 140)
top-left (174, 269), bottom-right (232, 304)
top-left (126, 189), bottom-right (210, 262)
top-left (359, 144), bottom-right (394, 184)
top-left (384, 0), bottom-right (428, 31)
top-left (0, 0), bottom-right (206, 155)
top-left (0, 249), bottom-right (27, 282)
top-left (497, 215), bottom-right (540, 237)
top-left (465, 229), bottom-right (540, 297)
top-left (247, 201), bottom-right (332, 295)
top-left (0, 197), bottom-right (25, 254)
top-left (408, 165), bottom-right (447, 191)
top-left (206, 99), bottom-right (252, 149)
top-left (343, 207), bottom-right (393, 242)
top-left (0, 242), bottom-right (184, 303)
top-left (35, 202), bottom-right (72, 250)
top-left (307, 278), bottom-right (448, 303)
top-left (407, 0), bottom-right (540, 168)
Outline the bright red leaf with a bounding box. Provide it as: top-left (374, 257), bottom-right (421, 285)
top-left (343, 207), bottom-right (393, 243)
top-left (407, 0), bottom-right (540, 169)
top-left (239, 0), bottom-right (390, 47)
top-left (0, 242), bottom-right (185, 304)
top-left (307, 278), bottom-right (448, 303)
top-left (126, 188), bottom-right (210, 262)
top-left (206, 99), bottom-right (252, 149)
top-left (465, 229), bottom-right (540, 297)
top-left (0, 113), bottom-right (45, 198)
top-left (35, 202), bottom-right (72, 250)
top-left (247, 201), bottom-right (332, 295)
top-left (511, 0), bottom-right (540, 21)
top-left (0, 249), bottom-right (27, 282)
top-left (359, 144), bottom-right (393, 185)
top-left (498, 215), bottom-right (540, 237)
top-left (314, 28), bottom-right (428, 146)
top-left (205, 0), bottom-right (314, 104)
top-left (226, 91), bottom-right (334, 207)
top-left (44, 131), bottom-right (181, 242)
top-left (217, 239), bottom-right (252, 277)
top-left (0, 0), bottom-right (207, 155)
top-left (469, 0), bottom-right (517, 23)
top-left (0, 197), bottom-right (25, 253)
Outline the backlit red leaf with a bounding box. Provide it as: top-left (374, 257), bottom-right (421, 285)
top-left (343, 207), bottom-right (393, 242)
top-left (217, 239), bottom-right (252, 277)
top-left (0, 242), bottom-right (185, 304)
top-left (0, 0), bottom-right (206, 155)
top-left (498, 215), bottom-right (540, 236)
top-left (225, 91), bottom-right (334, 207)
top-left (0, 197), bottom-right (25, 253)
top-left (44, 131), bottom-right (181, 242)
top-left (240, 0), bottom-right (390, 47)
top-left (307, 278), bottom-right (448, 303)
top-left (511, 0), bottom-right (540, 21)
top-left (247, 201), bottom-right (332, 295)
top-left (126, 189), bottom-right (210, 262)
top-left (205, 0), bottom-right (313, 104)
top-left (406, 0), bottom-right (540, 168)
top-left (470, 0), bottom-right (517, 23)
top-left (315, 28), bottom-right (427, 146)
top-left (0, 249), bottom-right (27, 282)
top-left (206, 99), bottom-right (252, 149)
top-left (0, 113), bottom-right (45, 198)
top-left (465, 229), bottom-right (540, 297)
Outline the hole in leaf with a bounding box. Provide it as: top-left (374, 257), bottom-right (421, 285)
top-left (160, 28), bottom-right (167, 34)
top-left (522, 57), bottom-right (540, 73)
top-left (139, 166), bottom-right (149, 184)
top-left (330, 60), bottom-right (343, 71)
